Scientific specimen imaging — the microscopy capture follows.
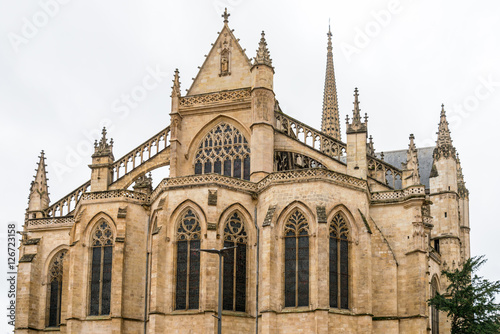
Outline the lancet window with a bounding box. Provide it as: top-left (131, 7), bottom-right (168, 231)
top-left (47, 250), bottom-right (67, 327)
top-left (90, 221), bottom-right (114, 316)
top-left (431, 277), bottom-right (440, 334)
top-left (329, 213), bottom-right (349, 309)
top-left (175, 209), bottom-right (201, 310)
top-left (194, 122), bottom-right (251, 180)
top-left (223, 212), bottom-right (248, 312)
top-left (284, 209), bottom-right (309, 307)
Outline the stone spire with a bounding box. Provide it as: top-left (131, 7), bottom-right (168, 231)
top-left (456, 153), bottom-right (469, 199)
top-left (253, 31), bottom-right (273, 67)
top-left (171, 68), bottom-right (181, 98)
top-left (433, 104), bottom-right (456, 160)
top-left (346, 88), bottom-right (367, 133)
top-left (321, 24), bottom-right (341, 140)
top-left (93, 127), bottom-right (114, 159)
top-left (28, 150), bottom-right (50, 217)
top-left (402, 134), bottom-right (420, 187)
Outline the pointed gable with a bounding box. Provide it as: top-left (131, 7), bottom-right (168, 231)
top-left (187, 21), bottom-right (252, 96)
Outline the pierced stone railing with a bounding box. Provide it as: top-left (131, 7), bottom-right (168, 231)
top-left (46, 181), bottom-right (91, 217)
top-left (367, 156), bottom-right (403, 189)
top-left (275, 112), bottom-right (346, 161)
top-left (81, 189), bottom-right (149, 202)
top-left (111, 126), bottom-right (170, 181)
top-left (27, 216), bottom-right (75, 230)
top-left (371, 185), bottom-right (425, 202)
top-left (179, 88), bottom-right (251, 108)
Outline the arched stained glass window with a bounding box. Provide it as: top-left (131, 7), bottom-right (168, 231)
top-left (223, 212), bottom-right (247, 312)
top-left (48, 250), bottom-right (67, 327)
top-left (431, 277), bottom-right (440, 334)
top-left (284, 210), bottom-right (309, 307)
top-left (90, 221), bottom-right (113, 316)
top-left (194, 122), bottom-right (251, 180)
top-left (329, 213), bottom-right (349, 309)
top-left (175, 209), bottom-right (201, 310)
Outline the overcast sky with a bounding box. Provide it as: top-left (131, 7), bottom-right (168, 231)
top-left (1, 0), bottom-right (499, 327)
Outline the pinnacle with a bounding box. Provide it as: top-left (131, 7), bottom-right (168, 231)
top-left (253, 31), bottom-right (272, 67)
top-left (434, 104), bottom-right (456, 160)
top-left (171, 69), bottom-right (181, 97)
top-left (222, 7), bottom-right (230, 24)
top-left (321, 24), bottom-right (341, 140)
top-left (93, 127), bottom-right (114, 157)
top-left (346, 87), bottom-right (367, 134)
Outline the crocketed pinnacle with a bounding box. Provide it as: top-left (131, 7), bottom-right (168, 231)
top-left (321, 25), bottom-right (341, 140)
top-left (405, 134), bottom-right (420, 185)
top-left (253, 31), bottom-right (273, 67)
top-left (346, 88), bottom-right (367, 133)
top-left (456, 153), bottom-right (469, 198)
top-left (367, 135), bottom-right (375, 156)
top-left (28, 150), bottom-right (50, 211)
top-left (171, 68), bottom-right (181, 98)
top-left (433, 104), bottom-right (456, 160)
top-left (93, 127), bottom-right (114, 158)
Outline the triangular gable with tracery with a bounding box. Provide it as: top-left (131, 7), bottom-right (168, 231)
top-left (187, 9), bottom-right (253, 96)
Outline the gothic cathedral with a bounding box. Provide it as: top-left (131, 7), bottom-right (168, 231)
top-left (16, 9), bottom-right (470, 334)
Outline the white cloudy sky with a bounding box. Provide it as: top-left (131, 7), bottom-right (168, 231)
top-left (1, 0), bottom-right (499, 325)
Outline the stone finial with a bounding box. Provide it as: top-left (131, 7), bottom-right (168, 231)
top-left (346, 88), bottom-right (367, 134)
top-left (367, 135), bottom-right (375, 156)
top-left (93, 127), bottom-right (114, 158)
top-left (433, 104), bottom-right (456, 160)
top-left (28, 150), bottom-right (50, 214)
top-left (222, 7), bottom-right (230, 24)
top-left (404, 134), bottom-right (421, 186)
top-left (134, 173), bottom-right (153, 194)
top-left (321, 23), bottom-right (341, 140)
top-left (253, 31), bottom-right (273, 67)
top-left (171, 69), bottom-right (181, 98)
top-left (456, 153), bottom-right (469, 199)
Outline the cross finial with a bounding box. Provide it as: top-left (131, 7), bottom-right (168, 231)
top-left (222, 8), bottom-right (230, 24)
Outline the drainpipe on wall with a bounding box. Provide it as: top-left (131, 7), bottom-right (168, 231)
top-left (254, 206), bottom-right (259, 334)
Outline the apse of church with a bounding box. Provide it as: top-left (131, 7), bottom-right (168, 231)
top-left (16, 9), bottom-right (469, 334)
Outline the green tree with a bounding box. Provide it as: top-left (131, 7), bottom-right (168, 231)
top-left (428, 256), bottom-right (500, 334)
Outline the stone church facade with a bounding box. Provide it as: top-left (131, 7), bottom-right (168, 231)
top-left (16, 10), bottom-right (470, 334)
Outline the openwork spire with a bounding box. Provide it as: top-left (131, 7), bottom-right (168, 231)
top-left (321, 25), bottom-right (341, 140)
top-left (346, 88), bottom-right (367, 133)
top-left (28, 150), bottom-right (50, 212)
top-left (171, 68), bottom-right (181, 98)
top-left (456, 153), bottom-right (469, 199)
top-left (433, 104), bottom-right (456, 160)
top-left (93, 127), bottom-right (114, 158)
top-left (254, 31), bottom-right (273, 67)
top-left (404, 134), bottom-right (420, 186)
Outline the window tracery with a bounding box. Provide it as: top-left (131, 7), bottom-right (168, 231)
top-left (275, 151), bottom-right (323, 171)
top-left (175, 209), bottom-right (201, 310)
top-left (89, 221), bottom-right (113, 316)
top-left (431, 277), bottom-right (440, 334)
top-left (48, 250), bottom-right (67, 327)
top-left (284, 209), bottom-right (309, 307)
top-left (329, 213), bottom-right (349, 309)
top-left (194, 122), bottom-right (251, 180)
top-left (223, 212), bottom-right (247, 312)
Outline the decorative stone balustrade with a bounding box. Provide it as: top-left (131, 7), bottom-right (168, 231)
top-left (81, 189), bottom-right (149, 202)
top-left (371, 185), bottom-right (425, 203)
top-left (27, 217), bottom-right (75, 230)
top-left (367, 156), bottom-right (403, 189)
top-left (111, 126), bottom-right (170, 181)
top-left (275, 112), bottom-right (346, 161)
top-left (179, 88), bottom-right (251, 108)
top-left (46, 181), bottom-right (91, 217)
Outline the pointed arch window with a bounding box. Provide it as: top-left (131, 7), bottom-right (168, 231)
top-left (329, 213), bottom-right (349, 309)
top-left (223, 212), bottom-right (247, 312)
top-left (431, 277), bottom-right (440, 334)
top-left (194, 122), bottom-right (251, 180)
top-left (175, 209), bottom-right (201, 310)
top-left (90, 221), bottom-right (114, 316)
top-left (284, 210), bottom-right (309, 307)
top-left (47, 250), bottom-right (67, 327)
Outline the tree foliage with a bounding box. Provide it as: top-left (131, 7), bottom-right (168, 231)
top-left (428, 256), bottom-right (500, 334)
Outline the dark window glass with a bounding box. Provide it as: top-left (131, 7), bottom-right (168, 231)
top-left (48, 281), bottom-right (60, 327)
top-left (235, 244), bottom-right (246, 312)
top-left (243, 156), bottom-right (250, 180)
top-left (48, 251), bottom-right (66, 327)
top-left (204, 160), bottom-right (212, 174)
top-left (329, 238), bottom-right (338, 308)
top-left (284, 237), bottom-right (296, 307)
top-left (340, 239), bottom-right (349, 309)
top-left (224, 159), bottom-right (232, 176)
top-left (189, 240), bottom-right (200, 309)
top-left (101, 246), bottom-right (113, 315)
top-left (297, 236), bottom-right (309, 306)
top-left (195, 161), bottom-right (202, 175)
top-left (175, 241), bottom-right (188, 310)
top-left (214, 159), bottom-right (222, 175)
top-left (330, 214), bottom-right (349, 309)
top-left (90, 247), bottom-right (101, 316)
top-left (233, 157), bottom-right (242, 179)
top-left (223, 241), bottom-right (234, 311)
